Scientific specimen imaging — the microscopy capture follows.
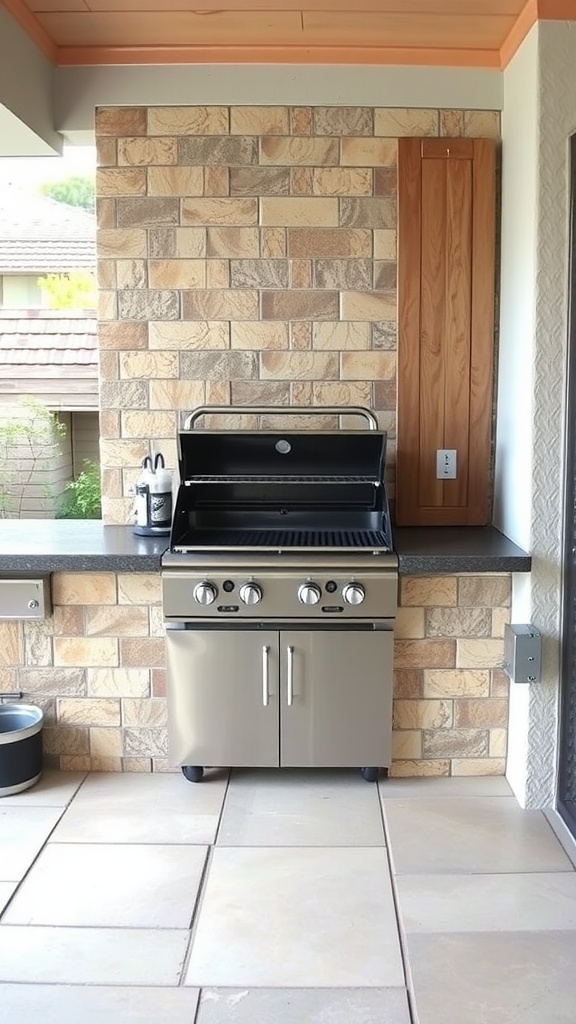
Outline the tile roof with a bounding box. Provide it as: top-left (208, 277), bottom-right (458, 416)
top-left (0, 185), bottom-right (95, 273)
top-left (0, 309), bottom-right (97, 371)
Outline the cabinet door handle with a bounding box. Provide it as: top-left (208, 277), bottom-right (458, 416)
top-left (286, 645), bottom-right (294, 706)
top-left (262, 645), bottom-right (270, 707)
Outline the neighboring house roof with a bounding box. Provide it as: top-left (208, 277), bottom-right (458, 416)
top-left (0, 184), bottom-right (95, 273)
top-left (0, 309), bottom-right (98, 408)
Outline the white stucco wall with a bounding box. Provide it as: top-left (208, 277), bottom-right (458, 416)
top-left (496, 20), bottom-right (576, 808)
top-left (0, 7), bottom-right (62, 155)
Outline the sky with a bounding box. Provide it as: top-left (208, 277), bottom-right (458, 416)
top-left (0, 147), bottom-right (96, 189)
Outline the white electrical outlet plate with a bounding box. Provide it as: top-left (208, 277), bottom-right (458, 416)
top-left (436, 449), bottom-right (457, 479)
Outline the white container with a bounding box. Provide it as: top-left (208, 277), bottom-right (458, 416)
top-left (134, 453), bottom-right (173, 536)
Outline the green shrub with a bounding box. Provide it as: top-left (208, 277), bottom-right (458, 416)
top-left (57, 459), bottom-right (101, 519)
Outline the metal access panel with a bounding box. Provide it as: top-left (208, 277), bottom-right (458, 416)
top-left (0, 578), bottom-right (51, 619)
top-left (503, 623), bottom-right (541, 683)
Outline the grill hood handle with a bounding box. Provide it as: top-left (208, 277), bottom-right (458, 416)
top-left (183, 406), bottom-right (379, 431)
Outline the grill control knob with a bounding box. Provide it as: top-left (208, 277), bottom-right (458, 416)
top-left (342, 582), bottom-right (365, 605)
top-left (239, 582), bottom-right (262, 605)
top-left (193, 581), bottom-right (217, 605)
top-left (298, 582), bottom-right (322, 606)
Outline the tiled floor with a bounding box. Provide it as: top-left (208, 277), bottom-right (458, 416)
top-left (1, 768), bottom-right (576, 1023)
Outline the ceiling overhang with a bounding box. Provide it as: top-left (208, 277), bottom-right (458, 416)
top-left (1, 0), bottom-right (574, 71)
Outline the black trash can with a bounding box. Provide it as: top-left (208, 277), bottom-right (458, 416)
top-left (0, 704), bottom-right (44, 797)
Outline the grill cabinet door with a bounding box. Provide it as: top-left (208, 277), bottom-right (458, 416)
top-left (279, 629), bottom-right (394, 768)
top-left (166, 629), bottom-right (279, 768)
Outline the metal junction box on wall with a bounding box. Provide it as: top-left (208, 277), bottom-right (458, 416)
top-left (503, 623), bottom-right (542, 683)
top-left (0, 578), bottom-right (51, 620)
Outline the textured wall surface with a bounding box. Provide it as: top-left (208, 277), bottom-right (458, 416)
top-left (95, 104), bottom-right (500, 524)
top-left (0, 571), bottom-right (510, 775)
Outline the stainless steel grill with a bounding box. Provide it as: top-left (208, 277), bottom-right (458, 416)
top-left (162, 406), bottom-right (397, 785)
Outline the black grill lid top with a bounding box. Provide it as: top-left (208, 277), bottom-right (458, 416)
top-left (177, 430), bottom-right (387, 483)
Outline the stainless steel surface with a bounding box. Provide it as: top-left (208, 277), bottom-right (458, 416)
top-left (262, 645), bottom-right (270, 707)
top-left (286, 645), bottom-right (294, 706)
top-left (343, 582), bottom-right (365, 605)
top-left (184, 405), bottom-right (379, 430)
top-left (240, 582), bottom-right (262, 605)
top-left (193, 581), bottom-right (217, 606)
top-left (163, 564), bottom-right (397, 621)
top-left (0, 578), bottom-right (51, 620)
top-left (298, 582), bottom-right (321, 606)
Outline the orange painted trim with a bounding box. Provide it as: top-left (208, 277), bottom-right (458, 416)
top-left (499, 0), bottom-right (537, 67)
top-left (1, 0), bottom-right (57, 62)
top-left (55, 43), bottom-right (501, 68)
top-left (537, 0), bottom-right (576, 18)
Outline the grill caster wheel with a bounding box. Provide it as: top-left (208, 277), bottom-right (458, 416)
top-left (360, 767), bottom-right (379, 783)
top-left (182, 766), bottom-right (204, 783)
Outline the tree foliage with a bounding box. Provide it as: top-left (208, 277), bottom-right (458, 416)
top-left (38, 270), bottom-right (97, 310)
top-left (40, 175), bottom-right (95, 212)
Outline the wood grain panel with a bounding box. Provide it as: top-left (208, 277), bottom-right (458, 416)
top-left (36, 10), bottom-right (303, 46)
top-left (26, 0), bottom-right (527, 11)
top-left (397, 137), bottom-right (495, 526)
top-left (302, 12), bottom-right (516, 48)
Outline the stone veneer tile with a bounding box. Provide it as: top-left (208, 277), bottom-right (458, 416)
top-left (148, 166), bottom-right (203, 196)
top-left (340, 198), bottom-right (396, 229)
top-left (395, 640), bottom-right (456, 669)
top-left (456, 639), bottom-right (505, 669)
top-left (97, 229), bottom-right (147, 259)
top-left (117, 197), bottom-right (180, 228)
top-left (288, 228), bottom-right (372, 258)
top-left (261, 197), bottom-right (339, 227)
top-left (180, 350), bottom-right (257, 381)
top-left (149, 379), bottom-right (205, 410)
top-left (54, 638), bottom-right (118, 668)
top-left (52, 574), bottom-right (117, 606)
top-left (374, 230), bottom-right (397, 260)
top-left (423, 669), bottom-right (490, 698)
top-left (374, 261), bottom-right (397, 289)
top-left (120, 638), bottom-right (165, 668)
top-left (98, 260), bottom-right (117, 289)
top-left (118, 136), bottom-right (177, 166)
top-left (147, 106), bottom-right (229, 135)
top-left (19, 667), bottom-right (86, 697)
top-left (207, 227), bottom-right (259, 258)
top-left (491, 607), bottom-right (511, 638)
top-left (117, 574), bottom-right (161, 605)
top-left (121, 410), bottom-right (176, 439)
top-left (490, 669), bottom-right (510, 697)
top-left (90, 728), bottom-right (123, 758)
top-left (149, 321), bottom-right (229, 350)
top-left (119, 351), bottom-right (178, 379)
top-left (451, 757), bottom-right (505, 776)
top-left (0, 622), bottom-right (23, 665)
top-left (440, 110), bottom-right (465, 136)
top-left (57, 698), bottom-right (120, 726)
top-left (148, 260), bottom-right (205, 289)
top-left (259, 351), bottom-right (339, 380)
top-left (260, 137), bottom-right (338, 165)
top-left (312, 381), bottom-right (371, 405)
top-left (231, 106), bottom-right (289, 134)
top-left (392, 730), bottom-right (423, 759)
top-left (204, 166), bottom-right (230, 196)
top-left (230, 259), bottom-right (289, 289)
top-left (341, 350), bottom-right (396, 379)
top-left (374, 167), bottom-right (398, 197)
top-left (182, 290), bottom-right (259, 321)
top-left (231, 381), bottom-right (290, 405)
top-left (87, 668), bottom-right (150, 698)
top-left (116, 259), bottom-right (146, 289)
top-left (96, 197), bottom-right (117, 229)
top-left (96, 107), bottom-right (147, 137)
top-left (373, 381), bottom-right (396, 411)
top-left (375, 108), bottom-right (439, 136)
top-left (122, 698), bottom-right (167, 728)
top-left (84, 606), bottom-right (150, 638)
top-left (422, 728), bottom-right (489, 758)
top-left (53, 606), bottom-right (85, 637)
top-left (314, 106), bottom-right (374, 135)
top-left (340, 291), bottom-right (397, 322)
top-left (312, 321), bottom-right (370, 350)
top-left (313, 259), bottom-right (372, 290)
top-left (394, 699), bottom-right (453, 730)
top-left (118, 289), bottom-right (180, 321)
top-left (291, 167), bottom-right (314, 194)
top-left (290, 259), bottom-right (312, 288)
top-left (206, 259), bottom-right (230, 288)
top-left (182, 198), bottom-right (258, 226)
top-left (43, 726), bottom-right (89, 756)
top-left (313, 168), bottom-right (373, 196)
top-left (100, 439), bottom-right (160, 468)
top-left (231, 322), bottom-right (288, 349)
top-left (395, 607), bottom-right (425, 639)
top-left (341, 138), bottom-right (397, 166)
top-left (99, 380), bottom-right (148, 410)
top-left (394, 669), bottom-right (424, 699)
top-left (464, 110), bottom-right (500, 138)
top-left (426, 607), bottom-right (492, 638)
top-left (489, 728), bottom-right (508, 757)
top-left (454, 698), bottom-right (508, 728)
top-left (458, 576), bottom-right (511, 607)
top-left (390, 759), bottom-right (450, 778)
top-left (261, 289), bottom-right (338, 321)
top-left (290, 106), bottom-right (313, 134)
top-left (96, 136), bottom-right (117, 166)
top-left (401, 577), bottom-right (457, 607)
top-left (290, 323), bottom-right (313, 351)
top-left (96, 168), bottom-right (146, 197)
top-left (178, 137), bottom-right (257, 166)
top-left (123, 727), bottom-right (167, 757)
top-left (229, 166), bottom-right (290, 196)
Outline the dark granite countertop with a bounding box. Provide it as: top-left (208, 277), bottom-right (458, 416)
top-left (0, 521), bottom-right (530, 576)
top-left (0, 521), bottom-right (168, 573)
top-left (394, 526), bottom-right (531, 574)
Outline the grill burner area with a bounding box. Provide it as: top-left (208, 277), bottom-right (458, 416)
top-left (175, 528), bottom-right (391, 551)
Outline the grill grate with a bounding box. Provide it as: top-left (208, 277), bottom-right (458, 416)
top-left (175, 528), bottom-right (390, 550)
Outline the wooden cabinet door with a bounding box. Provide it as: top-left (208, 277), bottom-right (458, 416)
top-left (396, 138), bottom-right (496, 525)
